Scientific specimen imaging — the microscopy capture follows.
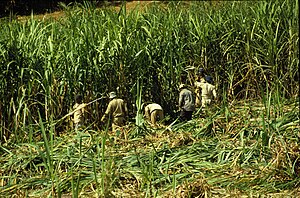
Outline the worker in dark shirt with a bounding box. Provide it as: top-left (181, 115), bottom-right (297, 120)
top-left (178, 84), bottom-right (195, 121)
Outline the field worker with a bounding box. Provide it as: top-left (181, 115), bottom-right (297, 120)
top-left (73, 94), bottom-right (87, 130)
top-left (195, 68), bottom-right (206, 107)
top-left (194, 84), bottom-right (202, 108)
top-left (195, 76), bottom-right (217, 108)
top-left (144, 103), bottom-right (164, 127)
top-left (178, 84), bottom-right (195, 121)
top-left (101, 91), bottom-right (128, 132)
top-left (195, 68), bottom-right (214, 107)
top-left (197, 68), bottom-right (206, 83)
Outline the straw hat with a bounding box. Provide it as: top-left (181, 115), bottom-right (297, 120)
top-left (109, 91), bottom-right (117, 99)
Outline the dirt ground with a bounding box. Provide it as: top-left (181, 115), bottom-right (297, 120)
top-left (16, 1), bottom-right (156, 21)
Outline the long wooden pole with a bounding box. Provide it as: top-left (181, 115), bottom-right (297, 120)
top-left (51, 97), bottom-right (106, 127)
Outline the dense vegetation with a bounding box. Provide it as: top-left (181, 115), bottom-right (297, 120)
top-left (0, 0), bottom-right (299, 197)
top-left (0, 0), bottom-right (119, 18)
top-left (1, 0), bottom-right (71, 17)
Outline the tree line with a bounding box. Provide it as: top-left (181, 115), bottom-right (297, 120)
top-left (0, 0), bottom-right (124, 18)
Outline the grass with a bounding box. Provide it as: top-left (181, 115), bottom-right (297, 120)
top-left (0, 0), bottom-right (299, 197)
top-left (0, 99), bottom-right (299, 197)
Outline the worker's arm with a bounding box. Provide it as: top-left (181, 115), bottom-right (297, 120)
top-left (179, 92), bottom-right (184, 110)
top-left (144, 106), bottom-right (150, 121)
top-left (213, 88), bottom-right (217, 100)
top-left (101, 102), bottom-right (112, 122)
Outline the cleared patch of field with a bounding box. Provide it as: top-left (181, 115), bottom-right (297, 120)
top-left (0, 101), bottom-right (299, 197)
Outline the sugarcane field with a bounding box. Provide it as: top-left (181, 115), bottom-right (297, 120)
top-left (0, 1), bottom-right (299, 197)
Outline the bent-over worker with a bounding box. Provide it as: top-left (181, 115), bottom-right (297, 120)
top-left (144, 103), bottom-right (164, 127)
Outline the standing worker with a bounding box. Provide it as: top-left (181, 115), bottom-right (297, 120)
top-left (144, 103), bottom-right (164, 128)
top-left (101, 91), bottom-right (128, 132)
top-left (194, 76), bottom-right (217, 109)
top-left (178, 84), bottom-right (195, 121)
top-left (197, 68), bottom-right (207, 83)
top-left (73, 94), bottom-right (87, 130)
top-left (195, 67), bottom-right (214, 107)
